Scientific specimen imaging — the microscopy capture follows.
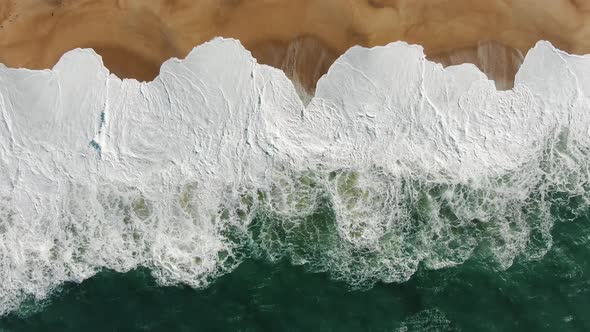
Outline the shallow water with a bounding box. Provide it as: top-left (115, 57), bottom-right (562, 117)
top-left (1, 211), bottom-right (589, 332)
top-left (2, 38), bottom-right (590, 330)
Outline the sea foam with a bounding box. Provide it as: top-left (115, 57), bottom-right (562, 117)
top-left (0, 38), bottom-right (589, 315)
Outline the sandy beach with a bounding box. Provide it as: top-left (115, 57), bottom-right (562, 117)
top-left (1, 0), bottom-right (589, 89)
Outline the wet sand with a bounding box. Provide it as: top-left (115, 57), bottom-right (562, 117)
top-left (1, 0), bottom-right (589, 90)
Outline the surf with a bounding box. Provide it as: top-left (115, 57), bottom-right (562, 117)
top-left (0, 38), bottom-right (589, 315)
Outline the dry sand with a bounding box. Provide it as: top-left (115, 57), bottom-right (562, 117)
top-left (1, 0), bottom-right (589, 90)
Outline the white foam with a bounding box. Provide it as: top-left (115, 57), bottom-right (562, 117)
top-left (0, 38), bottom-right (589, 314)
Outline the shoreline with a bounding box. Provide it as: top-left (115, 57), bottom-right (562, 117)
top-left (1, 0), bottom-right (589, 89)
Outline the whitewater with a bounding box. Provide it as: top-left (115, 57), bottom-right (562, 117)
top-left (0, 38), bottom-right (589, 315)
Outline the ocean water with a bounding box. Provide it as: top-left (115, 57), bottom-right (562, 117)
top-left (2, 38), bottom-right (590, 330)
top-left (1, 210), bottom-right (589, 332)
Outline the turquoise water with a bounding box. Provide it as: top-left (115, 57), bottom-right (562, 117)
top-left (1, 210), bottom-right (589, 331)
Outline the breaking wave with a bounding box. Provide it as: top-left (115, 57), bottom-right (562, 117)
top-left (1, 38), bottom-right (589, 315)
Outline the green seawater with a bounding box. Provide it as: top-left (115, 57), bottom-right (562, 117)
top-left (1, 211), bottom-right (589, 332)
